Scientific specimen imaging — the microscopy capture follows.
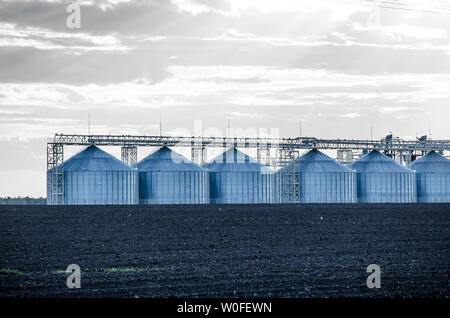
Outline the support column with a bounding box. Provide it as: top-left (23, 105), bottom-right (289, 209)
top-left (191, 145), bottom-right (207, 166)
top-left (276, 147), bottom-right (299, 168)
top-left (276, 147), bottom-right (300, 203)
top-left (337, 149), bottom-right (354, 165)
top-left (286, 164), bottom-right (300, 203)
top-left (257, 147), bottom-right (271, 166)
top-left (47, 142), bottom-right (64, 205)
top-left (278, 159), bottom-right (300, 203)
top-left (121, 145), bottom-right (137, 166)
top-left (404, 152), bottom-right (413, 165)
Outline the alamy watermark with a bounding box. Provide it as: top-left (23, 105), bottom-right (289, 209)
top-left (366, 0), bottom-right (382, 29)
top-left (66, 1), bottom-right (81, 29)
top-left (66, 264), bottom-right (81, 288)
top-left (366, 264), bottom-right (381, 289)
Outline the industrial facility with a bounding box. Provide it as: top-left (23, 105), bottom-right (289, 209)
top-left (46, 133), bottom-right (450, 205)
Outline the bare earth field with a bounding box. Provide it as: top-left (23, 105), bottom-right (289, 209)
top-left (0, 204), bottom-right (448, 298)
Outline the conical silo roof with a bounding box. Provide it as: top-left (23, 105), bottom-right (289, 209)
top-left (352, 150), bottom-right (413, 173)
top-left (203, 147), bottom-right (273, 173)
top-left (53, 145), bottom-right (135, 171)
top-left (136, 146), bottom-right (205, 172)
top-left (286, 149), bottom-right (354, 172)
top-left (409, 151), bottom-right (450, 173)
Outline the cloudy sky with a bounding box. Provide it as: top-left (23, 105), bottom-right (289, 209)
top-left (1, 0), bottom-right (450, 197)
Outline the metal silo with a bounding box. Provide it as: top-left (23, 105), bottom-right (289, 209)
top-left (136, 146), bottom-right (209, 204)
top-left (278, 149), bottom-right (357, 203)
top-left (47, 145), bottom-right (138, 205)
top-left (203, 147), bottom-right (275, 204)
top-left (351, 150), bottom-right (416, 203)
top-left (409, 151), bottom-right (450, 203)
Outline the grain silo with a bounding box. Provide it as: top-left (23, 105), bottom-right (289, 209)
top-left (278, 149), bottom-right (357, 203)
top-left (408, 151), bottom-right (450, 203)
top-left (203, 147), bottom-right (275, 204)
top-left (351, 150), bottom-right (416, 203)
top-left (136, 146), bottom-right (209, 204)
top-left (47, 145), bottom-right (138, 205)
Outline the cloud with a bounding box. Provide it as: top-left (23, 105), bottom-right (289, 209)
top-left (2, 65), bottom-right (450, 111)
top-left (339, 113), bottom-right (361, 118)
top-left (228, 111), bottom-right (265, 119)
top-left (0, 47), bottom-right (170, 84)
top-left (0, 109), bottom-right (32, 115)
top-left (1, 66), bottom-right (448, 140)
top-left (1, 0), bottom-right (450, 197)
top-left (0, 23), bottom-right (128, 52)
top-left (1, 0), bottom-right (450, 86)
top-left (353, 23), bottom-right (447, 40)
top-left (378, 106), bottom-right (422, 114)
top-left (383, 24), bottom-right (446, 40)
top-left (170, 0), bottom-right (231, 16)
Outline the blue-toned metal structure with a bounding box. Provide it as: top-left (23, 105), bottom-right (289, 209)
top-left (409, 151), bottom-right (450, 203)
top-left (203, 148), bottom-right (275, 204)
top-left (275, 165), bottom-right (294, 203)
top-left (352, 150), bottom-right (416, 203)
top-left (47, 145), bottom-right (138, 205)
top-left (277, 149), bottom-right (357, 203)
top-left (136, 146), bottom-right (209, 204)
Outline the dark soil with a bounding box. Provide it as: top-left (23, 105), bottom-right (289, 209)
top-left (0, 204), bottom-right (448, 298)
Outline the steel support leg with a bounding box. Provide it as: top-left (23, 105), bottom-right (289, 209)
top-left (121, 146), bottom-right (137, 166)
top-left (47, 142), bottom-right (64, 205)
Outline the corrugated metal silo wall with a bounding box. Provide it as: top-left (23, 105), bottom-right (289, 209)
top-left (209, 171), bottom-right (275, 204)
top-left (356, 172), bottom-right (417, 203)
top-left (416, 173), bottom-right (450, 203)
top-left (139, 171), bottom-right (210, 204)
top-left (300, 172), bottom-right (357, 203)
top-left (63, 170), bottom-right (138, 205)
top-left (275, 172), bottom-right (286, 203)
